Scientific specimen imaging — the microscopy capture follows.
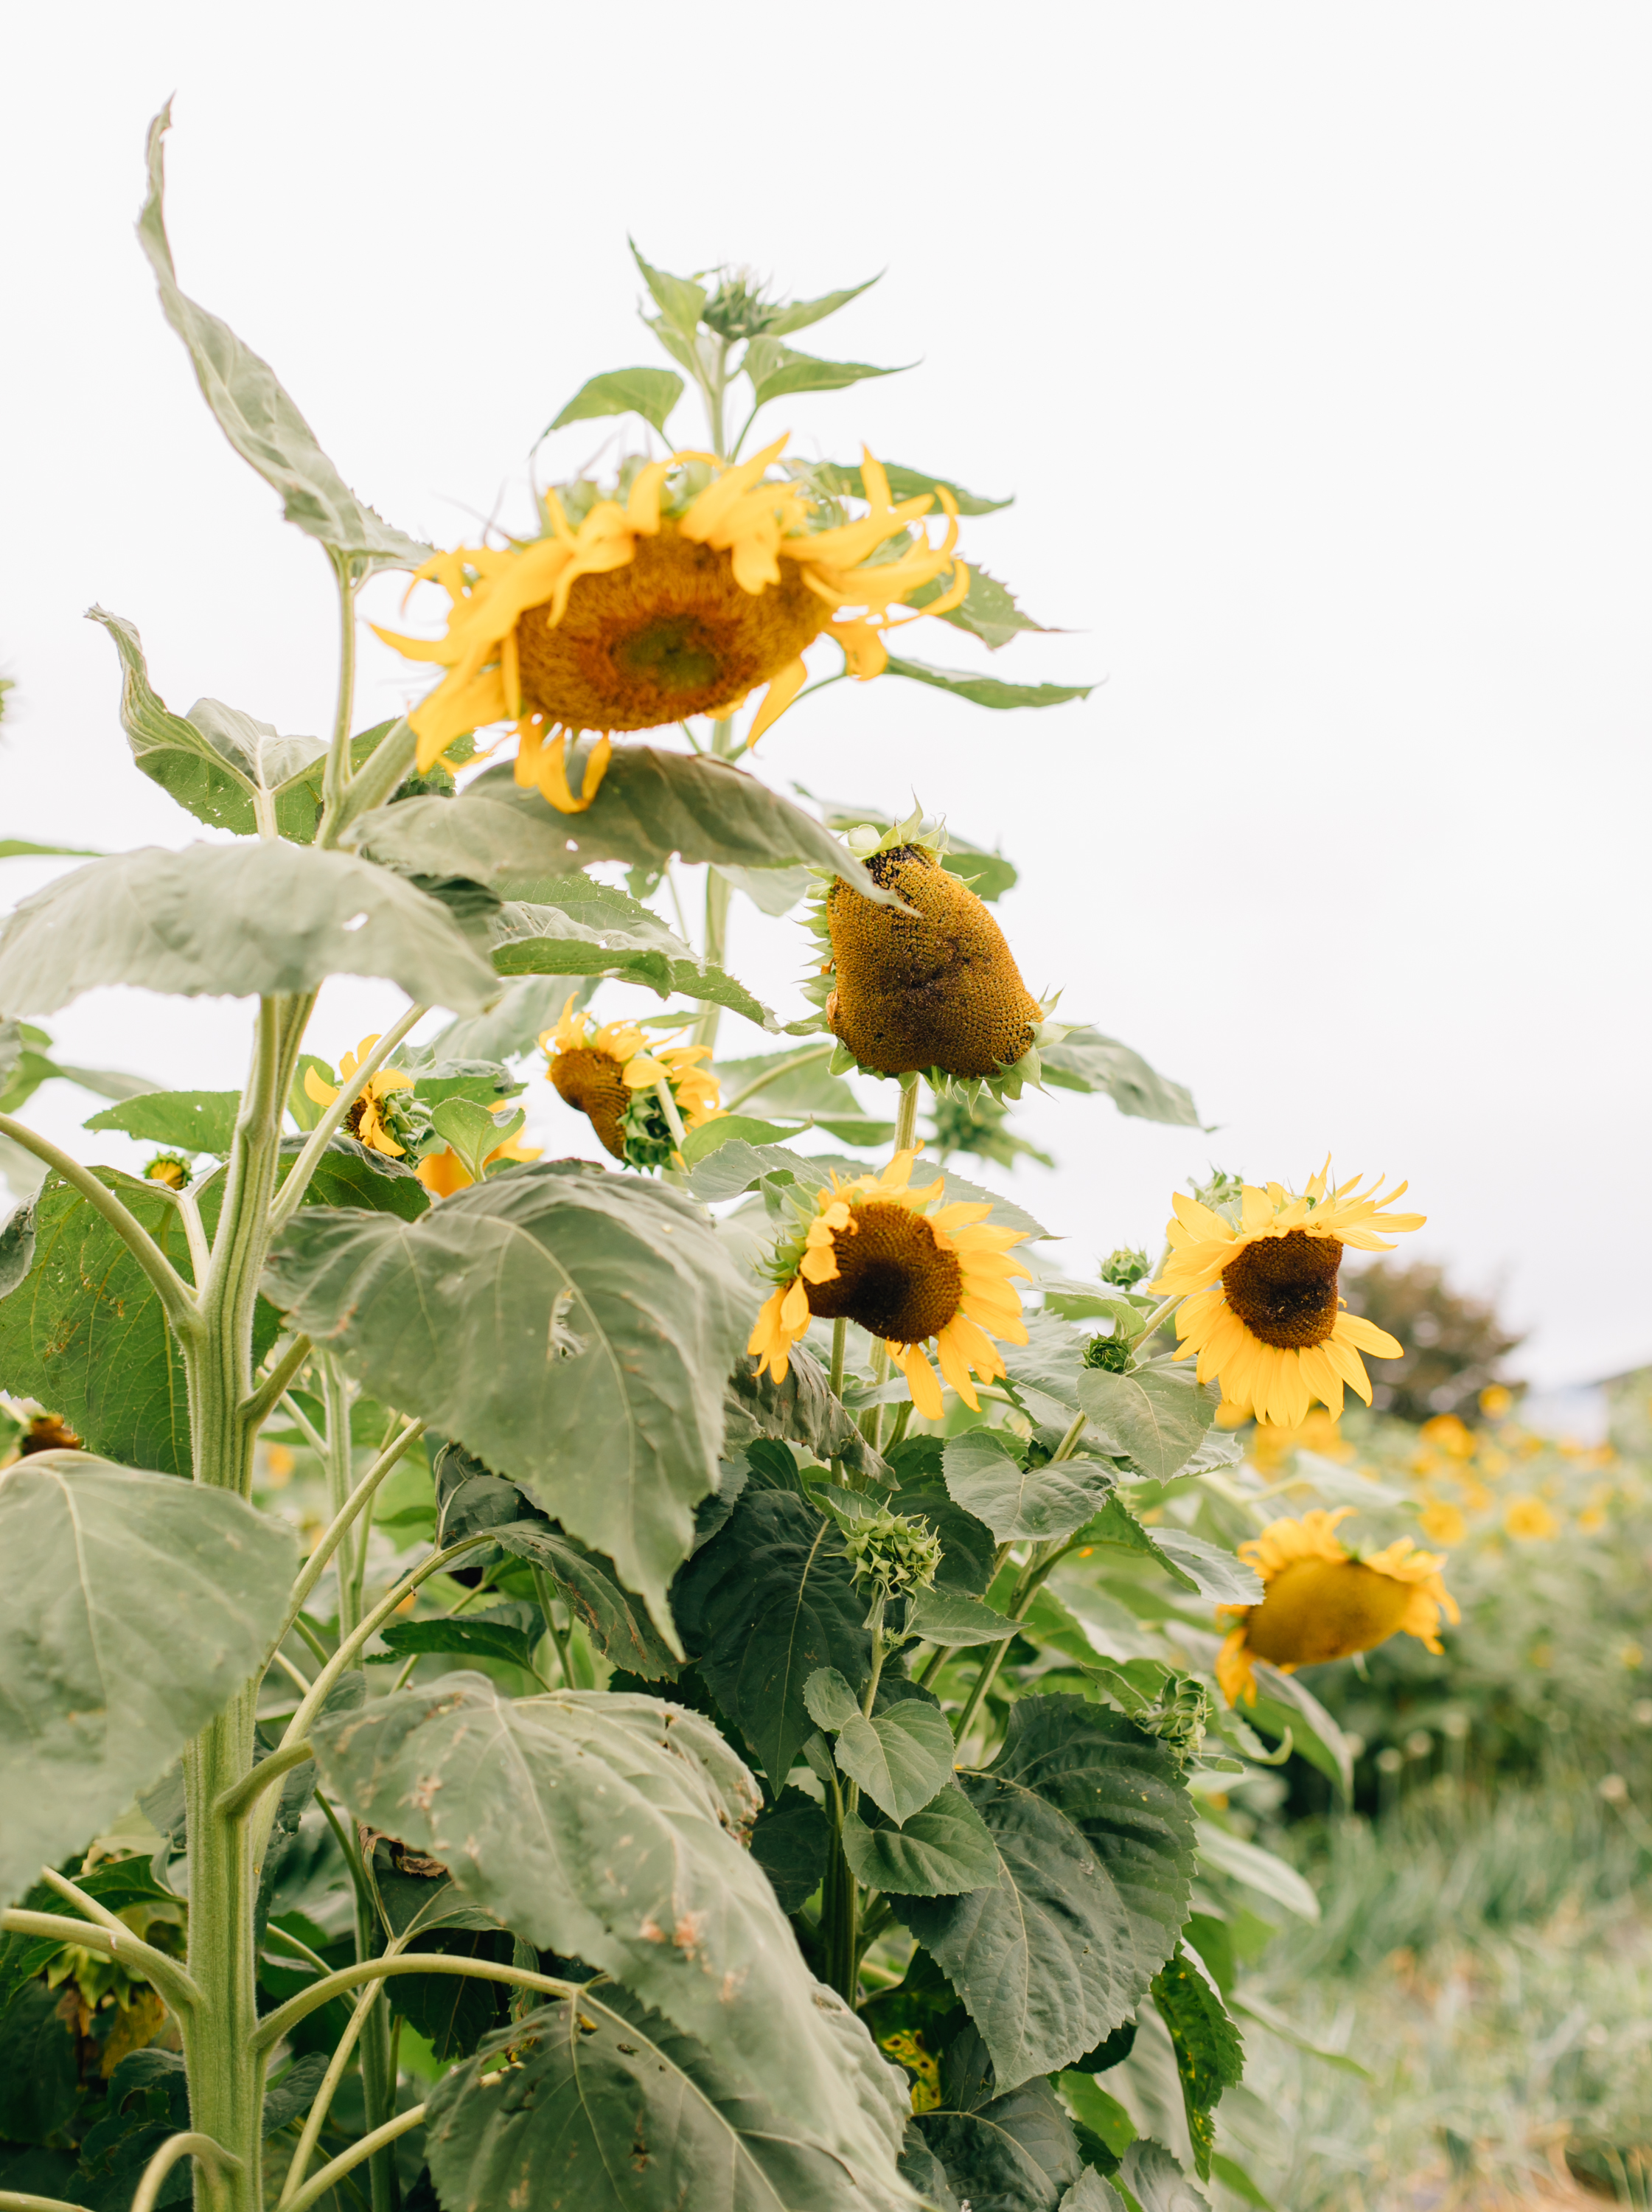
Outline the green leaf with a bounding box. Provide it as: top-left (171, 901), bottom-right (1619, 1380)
top-left (0, 838), bottom-right (104, 860)
top-left (426, 1987), bottom-right (910, 2212)
top-left (0, 840), bottom-right (498, 1016)
top-left (386, 1924), bottom-right (515, 2062)
top-left (943, 1430), bottom-right (1114, 1542)
top-left (1060, 2175), bottom-right (1130, 2212)
top-left (425, 975), bottom-right (585, 1067)
top-left (743, 335), bottom-right (912, 406)
top-left (0, 1451), bottom-right (296, 1906)
top-left (910, 565), bottom-right (1056, 651)
top-left (0, 1192), bottom-right (37, 1301)
top-left (710, 859), bottom-right (815, 916)
top-left (722, 1336), bottom-right (891, 1491)
top-left (812, 460), bottom-right (1011, 516)
top-left (903, 1585), bottom-right (1018, 1646)
top-left (0, 1981), bottom-right (80, 2144)
top-left (629, 241), bottom-right (708, 341)
top-left (314, 1674), bottom-right (907, 2184)
top-left (682, 1113), bottom-right (807, 1164)
top-left (1151, 1947), bottom-right (1244, 2181)
top-left (1038, 1032), bottom-right (1199, 1128)
top-left (1228, 1989), bottom-right (1367, 2076)
top-left (429, 1097), bottom-right (525, 1186)
top-left (882, 654), bottom-right (1094, 711)
top-left (1140, 1528), bottom-right (1261, 1607)
top-left (834, 1700), bottom-right (955, 1825)
top-left (369, 1603), bottom-right (543, 1675)
top-left (1075, 1368), bottom-right (1219, 1483)
top-left (884, 1439), bottom-right (995, 1594)
top-left (712, 1049), bottom-right (893, 1145)
top-left (259, 2054), bottom-right (330, 2137)
top-left (843, 1786), bottom-right (1000, 1897)
top-left (1241, 1662), bottom-right (1352, 1800)
top-left (1059, 2070), bottom-right (1137, 2156)
top-left (283, 1133), bottom-right (431, 1222)
top-left (799, 791), bottom-right (1018, 902)
top-left (1193, 1820), bottom-right (1319, 1923)
top-left (904, 1697), bottom-right (1195, 2090)
top-left (488, 1520), bottom-right (681, 1680)
top-left (545, 366), bottom-right (685, 439)
top-left (0, 1166), bottom-right (280, 1475)
top-left (74, 2050), bottom-right (194, 2211)
top-left (489, 894), bottom-right (774, 1026)
top-left (803, 1664), bottom-right (861, 1732)
top-left (916, 2076), bottom-right (1084, 2212)
top-left (352, 749), bottom-right (897, 905)
top-left (263, 1164), bottom-right (748, 1636)
top-left (1209, 2154), bottom-right (1276, 2210)
top-left (759, 277), bottom-right (881, 338)
top-left (137, 106), bottom-right (431, 573)
top-left (749, 1787), bottom-right (830, 1913)
top-left (672, 1488), bottom-right (870, 1784)
top-left (84, 1088), bottom-right (240, 1153)
top-left (1119, 2138), bottom-right (1211, 2212)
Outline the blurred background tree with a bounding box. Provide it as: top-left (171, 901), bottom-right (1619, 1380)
top-left (1343, 1256), bottom-right (1524, 1424)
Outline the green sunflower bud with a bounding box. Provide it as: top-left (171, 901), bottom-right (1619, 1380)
top-left (840, 1503), bottom-right (944, 1602)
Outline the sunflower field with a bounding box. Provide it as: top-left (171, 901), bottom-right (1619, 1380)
top-left (1, 107), bottom-right (1642, 2212)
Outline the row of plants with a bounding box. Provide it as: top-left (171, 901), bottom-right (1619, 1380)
top-left (0, 109), bottom-right (1479, 2212)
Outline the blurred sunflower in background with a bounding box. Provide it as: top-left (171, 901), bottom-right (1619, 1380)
top-left (1154, 1166), bottom-right (1425, 1425)
top-left (374, 445), bottom-right (966, 812)
top-left (541, 1005), bottom-right (721, 1169)
top-left (1216, 1507), bottom-right (1459, 1705)
top-left (748, 1147), bottom-right (1030, 1418)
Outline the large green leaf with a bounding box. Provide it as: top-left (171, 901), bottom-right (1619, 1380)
top-left (842, 1787), bottom-right (1000, 1898)
top-left (262, 1162), bottom-right (750, 1634)
top-left (743, 337), bottom-right (911, 406)
top-left (916, 2078), bottom-right (1083, 2212)
top-left (722, 1338), bottom-right (891, 1490)
top-left (0, 1451), bottom-right (296, 1906)
top-left (544, 366), bottom-right (685, 439)
top-left (885, 1439), bottom-right (995, 1595)
top-left (1074, 1368), bottom-right (1219, 1484)
top-left (137, 107), bottom-right (430, 574)
top-left (672, 1488), bottom-right (871, 1784)
top-left (812, 462), bottom-right (1010, 518)
top-left (942, 1430), bottom-right (1114, 1543)
top-left (903, 1698), bottom-right (1195, 2090)
top-left (312, 1674), bottom-right (907, 2189)
top-left (489, 893), bottom-right (773, 1025)
top-left (84, 1089), bottom-right (240, 1154)
top-left (350, 751), bottom-right (896, 903)
top-left (1118, 2140), bottom-right (1210, 2212)
top-left (1071, 1500), bottom-right (1260, 1607)
top-left (425, 1989), bottom-right (912, 2212)
top-left (0, 841), bottom-right (498, 1016)
top-left (882, 655), bottom-right (1093, 711)
top-left (1038, 1032), bottom-right (1199, 1128)
top-left (86, 611), bottom-right (331, 841)
top-left (829, 1697), bottom-right (955, 1827)
top-left (0, 1167), bottom-right (279, 1476)
top-left (1150, 1948), bottom-right (1244, 2183)
top-left (488, 1520), bottom-right (681, 1680)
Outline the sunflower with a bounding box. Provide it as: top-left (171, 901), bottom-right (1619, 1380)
top-left (1216, 1508), bottom-right (1458, 1705)
top-left (144, 1152), bottom-right (192, 1190)
top-left (304, 1038), bottom-right (417, 1158)
top-left (747, 1147), bottom-right (1031, 1420)
top-left (416, 1131), bottom-right (543, 1197)
top-left (1151, 1166), bottom-right (1424, 1427)
top-left (541, 1006), bottom-right (722, 1169)
top-left (374, 445), bottom-right (968, 812)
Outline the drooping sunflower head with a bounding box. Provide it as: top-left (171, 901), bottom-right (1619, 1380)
top-left (1151, 1166), bottom-right (1424, 1427)
top-left (747, 1146), bottom-right (1031, 1419)
top-left (540, 1006), bottom-right (722, 1169)
top-left (1216, 1507), bottom-right (1459, 1705)
top-left (374, 444), bottom-right (967, 813)
top-left (801, 808), bottom-right (1064, 1099)
top-left (304, 1039), bottom-right (422, 1159)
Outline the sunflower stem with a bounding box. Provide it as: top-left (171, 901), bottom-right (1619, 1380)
top-left (320, 555), bottom-right (359, 828)
top-left (722, 1041), bottom-right (834, 1115)
top-left (858, 1078), bottom-right (924, 1450)
top-left (1130, 1290), bottom-right (1182, 1355)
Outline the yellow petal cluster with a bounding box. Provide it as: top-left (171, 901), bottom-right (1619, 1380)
top-left (540, 1005), bottom-right (722, 1163)
top-left (304, 1037), bottom-right (414, 1158)
top-left (373, 443), bottom-right (966, 810)
top-left (747, 1147), bottom-right (1029, 1421)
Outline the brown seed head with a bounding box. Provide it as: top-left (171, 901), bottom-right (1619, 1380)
top-left (551, 1046), bottom-right (631, 1160)
top-left (1221, 1231), bottom-right (1344, 1349)
top-left (515, 526), bottom-right (824, 734)
top-left (825, 845), bottom-right (1043, 1078)
top-left (22, 1413), bottom-right (83, 1456)
top-left (801, 1201), bottom-right (963, 1342)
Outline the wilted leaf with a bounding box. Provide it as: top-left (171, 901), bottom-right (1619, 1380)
top-left (263, 1163), bottom-right (750, 1636)
top-left (489, 1520), bottom-right (680, 1680)
top-left (0, 1451), bottom-right (296, 1906)
top-left (903, 1697), bottom-right (1195, 2090)
top-left (137, 107), bottom-right (430, 573)
top-left (0, 841), bottom-right (498, 1015)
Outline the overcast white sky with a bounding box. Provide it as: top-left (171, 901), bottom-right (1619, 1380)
top-left (3, 4), bottom-right (1649, 1388)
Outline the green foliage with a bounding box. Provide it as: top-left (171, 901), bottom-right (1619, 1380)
top-left (1039, 1031), bottom-right (1201, 1127)
top-left (84, 1088), bottom-right (240, 1153)
top-left (262, 1161), bottom-right (750, 1632)
top-left (489, 887), bottom-right (773, 1023)
top-left (1151, 1947), bottom-right (1244, 2180)
top-left (882, 653), bottom-right (1094, 711)
top-left (943, 1428), bottom-right (1115, 1543)
top-left (0, 1451), bottom-right (296, 1905)
top-left (1342, 1256), bottom-right (1523, 1422)
top-left (813, 459), bottom-right (1011, 517)
top-left (1076, 1365), bottom-right (1221, 1483)
top-left (544, 365), bottom-right (685, 439)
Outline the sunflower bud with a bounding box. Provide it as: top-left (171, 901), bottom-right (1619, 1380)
top-left (1082, 1332), bottom-right (1135, 1374)
top-left (144, 1152), bottom-right (192, 1190)
top-left (1101, 1247), bottom-right (1151, 1290)
top-left (840, 1503), bottom-right (943, 1602)
top-left (812, 815), bottom-right (1052, 1089)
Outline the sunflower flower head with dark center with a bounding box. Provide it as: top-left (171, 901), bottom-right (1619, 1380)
top-left (748, 1147), bottom-right (1031, 1421)
top-left (304, 1038), bottom-right (420, 1160)
top-left (1216, 1509), bottom-right (1460, 1705)
top-left (374, 445), bottom-right (968, 814)
top-left (801, 807), bottom-right (1070, 1102)
top-left (541, 1006), bottom-right (722, 1170)
top-left (1152, 1165), bottom-right (1425, 1427)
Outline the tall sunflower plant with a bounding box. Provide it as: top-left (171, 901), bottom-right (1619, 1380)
top-left (0, 107), bottom-right (1451, 2212)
